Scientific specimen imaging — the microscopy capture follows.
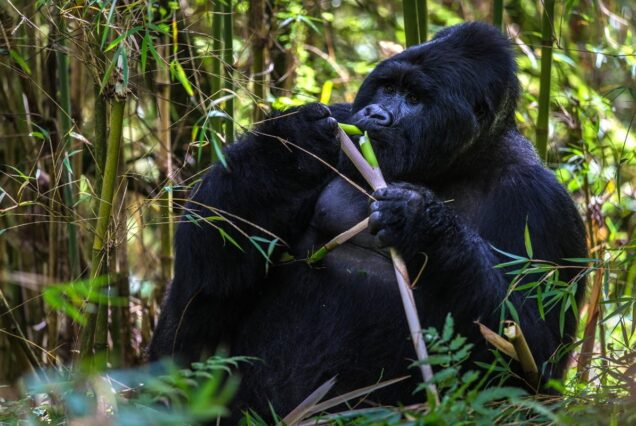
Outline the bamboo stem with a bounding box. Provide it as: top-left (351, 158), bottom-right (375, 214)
top-left (415, 0), bottom-right (427, 43)
top-left (577, 254), bottom-right (604, 381)
top-left (403, 0), bottom-right (418, 47)
top-left (336, 128), bottom-right (437, 399)
top-left (250, 0), bottom-right (267, 122)
top-left (504, 321), bottom-right (539, 390)
top-left (211, 0), bottom-right (223, 162)
top-left (403, 0), bottom-right (427, 47)
top-left (158, 42), bottom-right (174, 294)
top-left (79, 100), bottom-right (126, 361)
top-left (56, 24), bottom-right (81, 281)
top-left (493, 0), bottom-right (504, 31)
top-left (535, 0), bottom-right (555, 161)
top-left (222, 0), bottom-right (234, 144)
top-left (308, 218), bottom-right (369, 264)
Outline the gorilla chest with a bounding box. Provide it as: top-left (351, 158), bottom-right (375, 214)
top-left (295, 177), bottom-right (392, 274)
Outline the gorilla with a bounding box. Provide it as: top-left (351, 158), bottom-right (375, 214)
top-left (149, 22), bottom-right (586, 419)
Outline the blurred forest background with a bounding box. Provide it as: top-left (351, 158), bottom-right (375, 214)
top-left (0, 0), bottom-right (635, 424)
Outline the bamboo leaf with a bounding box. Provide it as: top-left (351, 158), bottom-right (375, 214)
top-left (218, 228), bottom-right (243, 252)
top-left (104, 28), bottom-right (140, 52)
top-left (100, 0), bottom-right (119, 49)
top-left (99, 45), bottom-right (123, 93)
top-left (9, 50), bottom-right (32, 74)
top-left (338, 123), bottom-right (363, 136)
top-left (524, 220), bottom-right (534, 258)
top-left (170, 59), bottom-right (194, 96)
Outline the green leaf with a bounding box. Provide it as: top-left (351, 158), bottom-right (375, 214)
top-left (99, 45), bottom-right (123, 94)
top-left (307, 246), bottom-right (327, 264)
top-left (442, 313), bottom-right (454, 341)
top-left (170, 59), bottom-right (194, 96)
top-left (10, 50), bottom-right (32, 75)
top-left (218, 228), bottom-right (243, 252)
top-left (472, 387), bottom-right (525, 415)
top-left (104, 28), bottom-right (140, 52)
top-left (523, 219), bottom-right (533, 258)
top-left (338, 123), bottom-right (363, 136)
top-left (100, 0), bottom-right (119, 49)
top-left (505, 300), bottom-right (520, 324)
top-left (358, 132), bottom-right (379, 168)
top-left (491, 245), bottom-right (528, 261)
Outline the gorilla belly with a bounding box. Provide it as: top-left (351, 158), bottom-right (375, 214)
top-left (230, 246), bottom-right (417, 415)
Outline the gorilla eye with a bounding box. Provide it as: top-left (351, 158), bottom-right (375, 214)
top-left (406, 93), bottom-right (418, 104)
top-left (384, 85), bottom-right (396, 94)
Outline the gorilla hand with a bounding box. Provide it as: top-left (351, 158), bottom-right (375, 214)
top-left (265, 103), bottom-right (340, 167)
top-left (368, 183), bottom-right (458, 255)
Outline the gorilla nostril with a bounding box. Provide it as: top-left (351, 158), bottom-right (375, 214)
top-left (364, 105), bottom-right (393, 126)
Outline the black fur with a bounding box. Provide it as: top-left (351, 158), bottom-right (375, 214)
top-left (149, 22), bottom-right (586, 420)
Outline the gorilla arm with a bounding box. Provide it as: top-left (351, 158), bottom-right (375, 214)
top-left (148, 104), bottom-right (339, 362)
top-left (368, 167), bottom-right (586, 382)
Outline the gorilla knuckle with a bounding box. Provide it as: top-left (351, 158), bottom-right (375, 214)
top-left (302, 103), bottom-right (331, 121)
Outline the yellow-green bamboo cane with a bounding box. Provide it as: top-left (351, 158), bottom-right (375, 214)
top-left (535, 0), bottom-right (555, 161)
top-left (79, 100), bottom-right (126, 361)
top-left (210, 0), bottom-right (223, 161)
top-left (223, 0), bottom-right (234, 144)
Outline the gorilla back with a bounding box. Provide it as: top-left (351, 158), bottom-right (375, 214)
top-left (149, 22), bottom-right (586, 419)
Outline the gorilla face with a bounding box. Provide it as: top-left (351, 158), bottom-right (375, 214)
top-left (351, 22), bottom-right (519, 182)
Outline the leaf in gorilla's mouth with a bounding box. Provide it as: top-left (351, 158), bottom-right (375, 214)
top-left (337, 123), bottom-right (363, 136)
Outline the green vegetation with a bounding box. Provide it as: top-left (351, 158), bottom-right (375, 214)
top-left (0, 0), bottom-right (634, 424)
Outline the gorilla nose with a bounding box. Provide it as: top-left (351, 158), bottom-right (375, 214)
top-left (363, 105), bottom-right (393, 126)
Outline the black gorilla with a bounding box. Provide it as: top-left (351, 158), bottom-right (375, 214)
top-left (149, 22), bottom-right (586, 418)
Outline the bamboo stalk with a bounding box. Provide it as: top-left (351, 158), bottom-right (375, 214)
top-left (158, 41), bottom-right (174, 294)
top-left (403, 0), bottom-right (418, 47)
top-left (78, 100), bottom-right (126, 361)
top-left (577, 256), bottom-right (604, 381)
top-left (250, 0), bottom-right (267, 122)
top-left (336, 128), bottom-right (437, 400)
top-left (535, 0), bottom-right (555, 161)
top-left (222, 0), bottom-right (234, 144)
top-left (415, 0), bottom-right (427, 43)
top-left (110, 160), bottom-right (130, 367)
top-left (403, 0), bottom-right (427, 47)
top-left (308, 218), bottom-right (369, 264)
top-left (475, 321), bottom-right (519, 360)
top-left (56, 26), bottom-right (81, 280)
top-left (504, 321), bottom-right (539, 390)
top-left (493, 0), bottom-right (504, 31)
top-left (210, 0), bottom-right (223, 162)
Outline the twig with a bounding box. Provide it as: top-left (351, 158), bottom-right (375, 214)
top-left (336, 128), bottom-right (438, 400)
top-left (307, 218), bottom-right (369, 263)
top-left (0, 288), bottom-right (45, 380)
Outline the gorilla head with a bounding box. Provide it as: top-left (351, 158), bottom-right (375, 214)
top-left (351, 22), bottom-right (520, 181)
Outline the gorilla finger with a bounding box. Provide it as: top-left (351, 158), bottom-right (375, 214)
top-left (322, 117), bottom-right (339, 135)
top-left (375, 229), bottom-right (393, 248)
top-left (370, 201), bottom-right (403, 220)
top-left (368, 211), bottom-right (383, 235)
top-left (372, 187), bottom-right (390, 200)
top-left (302, 103), bottom-right (331, 121)
top-left (374, 186), bottom-right (414, 201)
